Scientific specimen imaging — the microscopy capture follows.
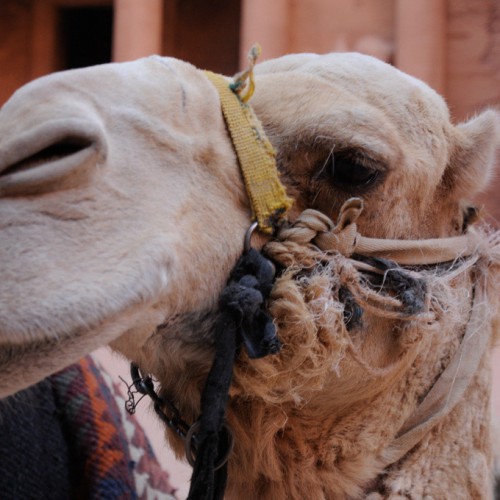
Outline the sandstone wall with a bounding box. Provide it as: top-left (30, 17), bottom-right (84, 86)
top-left (0, 1), bottom-right (32, 105)
top-left (444, 0), bottom-right (500, 221)
top-left (0, 0), bottom-right (499, 215)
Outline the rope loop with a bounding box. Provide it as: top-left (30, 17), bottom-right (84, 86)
top-left (230, 44), bottom-right (261, 103)
top-left (277, 198), bottom-right (364, 256)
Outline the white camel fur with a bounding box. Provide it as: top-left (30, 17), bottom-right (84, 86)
top-left (0, 52), bottom-right (499, 498)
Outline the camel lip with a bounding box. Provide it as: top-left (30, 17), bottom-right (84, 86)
top-left (0, 118), bottom-right (106, 196)
top-left (0, 300), bottom-right (165, 399)
top-left (0, 309), bottom-right (101, 350)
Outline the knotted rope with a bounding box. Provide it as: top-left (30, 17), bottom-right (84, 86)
top-left (187, 249), bottom-right (279, 500)
top-left (276, 197), bottom-right (481, 266)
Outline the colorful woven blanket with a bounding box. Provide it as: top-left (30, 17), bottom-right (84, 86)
top-left (0, 356), bottom-right (177, 499)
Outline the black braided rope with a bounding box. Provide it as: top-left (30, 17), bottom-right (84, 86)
top-left (187, 248), bottom-right (280, 500)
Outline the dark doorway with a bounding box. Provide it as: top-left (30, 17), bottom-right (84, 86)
top-left (164, 0), bottom-right (241, 75)
top-left (58, 6), bottom-right (113, 70)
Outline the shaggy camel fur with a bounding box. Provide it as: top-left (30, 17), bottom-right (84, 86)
top-left (0, 52), bottom-right (499, 498)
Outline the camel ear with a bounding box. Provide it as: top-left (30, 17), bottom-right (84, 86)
top-left (443, 109), bottom-right (500, 199)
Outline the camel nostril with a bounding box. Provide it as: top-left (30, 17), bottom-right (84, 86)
top-left (0, 118), bottom-right (106, 197)
top-left (1, 137), bottom-right (93, 178)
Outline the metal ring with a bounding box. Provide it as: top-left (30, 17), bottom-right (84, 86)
top-left (185, 421), bottom-right (234, 471)
top-left (130, 363), bottom-right (151, 395)
top-left (244, 221), bottom-right (259, 253)
top-left (184, 421), bottom-right (199, 467)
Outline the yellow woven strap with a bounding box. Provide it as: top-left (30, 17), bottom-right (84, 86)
top-left (204, 70), bottom-right (293, 234)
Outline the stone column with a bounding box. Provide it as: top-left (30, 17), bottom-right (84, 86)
top-left (31, 1), bottom-right (58, 79)
top-left (240, 0), bottom-right (290, 66)
top-left (113, 0), bottom-right (163, 62)
top-left (395, 0), bottom-right (446, 94)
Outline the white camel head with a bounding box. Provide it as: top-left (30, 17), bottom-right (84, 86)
top-left (0, 56), bottom-right (252, 394)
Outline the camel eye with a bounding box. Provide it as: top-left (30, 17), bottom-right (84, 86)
top-left (328, 153), bottom-right (378, 188)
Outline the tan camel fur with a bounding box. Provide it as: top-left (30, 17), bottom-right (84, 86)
top-left (0, 53), bottom-right (499, 498)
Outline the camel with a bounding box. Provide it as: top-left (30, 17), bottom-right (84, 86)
top-left (1, 51), bottom-right (499, 498)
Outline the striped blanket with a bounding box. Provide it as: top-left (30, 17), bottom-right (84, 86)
top-left (0, 356), bottom-right (177, 499)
